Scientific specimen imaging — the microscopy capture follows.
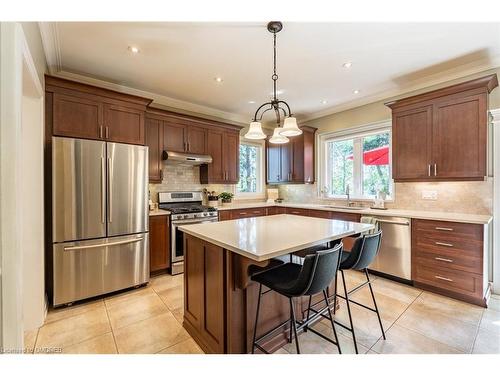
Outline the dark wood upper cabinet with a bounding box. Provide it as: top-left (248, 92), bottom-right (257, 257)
top-left (145, 117), bottom-right (163, 183)
top-left (53, 93), bottom-right (103, 140)
top-left (186, 126), bottom-right (207, 154)
top-left (163, 121), bottom-right (187, 153)
top-left (200, 128), bottom-right (240, 184)
top-left (266, 126), bottom-right (317, 184)
top-left (149, 215), bottom-right (170, 273)
top-left (46, 75), bottom-right (152, 145)
top-left (104, 104), bottom-right (145, 145)
top-left (386, 74), bottom-right (497, 182)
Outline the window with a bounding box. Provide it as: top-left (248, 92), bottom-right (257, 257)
top-left (237, 141), bottom-right (264, 197)
top-left (321, 124), bottom-right (393, 200)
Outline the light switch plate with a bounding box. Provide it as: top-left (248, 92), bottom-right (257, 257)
top-left (422, 190), bottom-right (438, 200)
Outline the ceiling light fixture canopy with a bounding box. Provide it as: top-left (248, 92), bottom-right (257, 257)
top-left (244, 21), bottom-right (301, 143)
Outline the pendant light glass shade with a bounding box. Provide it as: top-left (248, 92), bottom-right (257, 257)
top-left (244, 121), bottom-right (266, 140)
top-left (280, 116), bottom-right (302, 137)
top-left (269, 127), bottom-right (289, 144)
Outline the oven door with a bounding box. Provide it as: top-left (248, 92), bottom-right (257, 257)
top-left (171, 217), bottom-right (218, 273)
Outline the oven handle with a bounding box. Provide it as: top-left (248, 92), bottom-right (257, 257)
top-left (172, 218), bottom-right (218, 226)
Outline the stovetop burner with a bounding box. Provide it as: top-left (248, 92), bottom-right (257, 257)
top-left (158, 191), bottom-right (218, 221)
top-left (163, 205), bottom-right (217, 214)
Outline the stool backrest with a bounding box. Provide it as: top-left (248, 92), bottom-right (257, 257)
top-left (288, 243), bottom-right (342, 297)
top-left (343, 230), bottom-right (382, 270)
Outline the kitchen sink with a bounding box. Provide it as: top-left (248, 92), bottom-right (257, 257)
top-left (321, 205), bottom-right (365, 211)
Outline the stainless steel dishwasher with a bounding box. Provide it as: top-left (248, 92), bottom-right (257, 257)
top-left (364, 215), bottom-right (412, 281)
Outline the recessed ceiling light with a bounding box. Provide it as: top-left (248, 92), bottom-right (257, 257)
top-left (353, 89), bottom-right (360, 94)
top-left (248, 100), bottom-right (256, 104)
top-left (342, 62), bottom-right (352, 69)
top-left (128, 46), bottom-right (140, 54)
top-left (214, 77), bottom-right (223, 83)
top-left (321, 100), bottom-right (328, 104)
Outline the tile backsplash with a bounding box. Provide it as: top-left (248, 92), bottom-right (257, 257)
top-left (148, 162), bottom-right (233, 203)
top-left (277, 178), bottom-right (493, 215)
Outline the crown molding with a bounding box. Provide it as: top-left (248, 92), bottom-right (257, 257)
top-left (53, 70), bottom-right (249, 126)
top-left (299, 59), bottom-right (500, 124)
top-left (38, 22), bottom-right (61, 74)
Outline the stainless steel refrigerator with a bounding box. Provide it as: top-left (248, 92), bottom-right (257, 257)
top-left (52, 137), bottom-right (149, 306)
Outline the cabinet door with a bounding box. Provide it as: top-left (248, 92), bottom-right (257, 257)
top-left (266, 142), bottom-right (282, 183)
top-left (53, 93), bottom-right (102, 139)
top-left (104, 104), bottom-right (145, 145)
top-left (145, 118), bottom-right (163, 183)
top-left (205, 129), bottom-right (225, 183)
top-left (163, 121), bottom-right (187, 153)
top-left (432, 94), bottom-right (487, 179)
top-left (223, 131), bottom-right (240, 183)
top-left (303, 129), bottom-right (315, 183)
top-left (149, 215), bottom-right (170, 272)
top-left (280, 142), bottom-right (292, 182)
top-left (392, 106), bottom-right (433, 180)
top-left (184, 235), bottom-right (204, 330)
top-left (290, 136), bottom-right (304, 182)
top-left (186, 126), bottom-right (207, 154)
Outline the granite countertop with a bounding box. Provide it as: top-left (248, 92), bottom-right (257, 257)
top-left (178, 214), bottom-right (373, 262)
top-left (216, 201), bottom-right (492, 225)
top-left (149, 209), bottom-right (171, 216)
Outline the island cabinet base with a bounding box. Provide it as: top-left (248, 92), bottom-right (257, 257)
top-left (183, 234), bottom-right (333, 354)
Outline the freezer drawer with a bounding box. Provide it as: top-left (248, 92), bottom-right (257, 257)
top-left (107, 142), bottom-right (148, 237)
top-left (52, 137), bottom-right (107, 242)
top-left (368, 216), bottom-right (412, 280)
top-left (53, 233), bottom-right (149, 306)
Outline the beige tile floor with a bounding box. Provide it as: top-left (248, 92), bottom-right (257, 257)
top-left (24, 270), bottom-right (500, 354)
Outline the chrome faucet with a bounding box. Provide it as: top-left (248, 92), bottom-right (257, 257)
top-left (346, 184), bottom-right (353, 207)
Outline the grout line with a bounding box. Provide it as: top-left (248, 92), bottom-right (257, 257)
top-left (469, 308), bottom-right (485, 354)
top-left (103, 301), bottom-right (120, 354)
top-left (32, 328), bottom-right (40, 352)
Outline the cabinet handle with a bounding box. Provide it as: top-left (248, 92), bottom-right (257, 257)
top-left (435, 227), bottom-right (453, 231)
top-left (100, 126), bottom-right (103, 139)
top-left (105, 126), bottom-right (109, 139)
top-left (435, 257), bottom-right (453, 263)
top-left (435, 275), bottom-right (453, 282)
top-left (187, 142), bottom-right (190, 152)
top-left (434, 163), bottom-right (437, 176)
top-left (252, 211), bottom-right (261, 214)
top-left (428, 164), bottom-right (431, 177)
top-left (239, 212), bottom-right (247, 215)
top-left (435, 241), bottom-right (453, 247)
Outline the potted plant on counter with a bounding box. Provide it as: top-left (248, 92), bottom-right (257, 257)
top-left (219, 192), bottom-right (234, 206)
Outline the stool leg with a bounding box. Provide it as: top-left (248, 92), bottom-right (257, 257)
top-left (323, 290), bottom-right (342, 354)
top-left (289, 297), bottom-right (300, 354)
top-left (365, 268), bottom-right (386, 340)
top-left (341, 269), bottom-right (358, 354)
top-left (251, 284), bottom-right (263, 354)
top-left (304, 295), bottom-right (312, 332)
top-left (333, 273), bottom-right (338, 315)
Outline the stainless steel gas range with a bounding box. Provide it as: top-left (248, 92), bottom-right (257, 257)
top-left (158, 191), bottom-right (218, 275)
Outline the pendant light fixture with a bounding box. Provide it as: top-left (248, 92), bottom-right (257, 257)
top-left (244, 21), bottom-right (301, 143)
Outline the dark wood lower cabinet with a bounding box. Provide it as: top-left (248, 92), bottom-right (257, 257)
top-left (149, 215), bottom-right (170, 273)
top-left (183, 233), bottom-right (331, 354)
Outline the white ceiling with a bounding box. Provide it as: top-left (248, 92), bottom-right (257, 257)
top-left (44, 22), bottom-right (500, 123)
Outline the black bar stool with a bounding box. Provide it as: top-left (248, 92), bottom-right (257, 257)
top-left (250, 243), bottom-right (343, 354)
top-left (333, 230), bottom-right (385, 354)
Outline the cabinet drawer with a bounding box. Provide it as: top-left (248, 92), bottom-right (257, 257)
top-left (267, 206), bottom-right (286, 215)
top-left (413, 219), bottom-right (483, 242)
top-left (230, 208), bottom-right (266, 219)
top-left (331, 212), bottom-right (361, 222)
top-left (286, 208), bottom-right (310, 216)
top-left (413, 235), bottom-right (483, 259)
top-left (218, 211), bottom-right (231, 221)
top-left (413, 262), bottom-right (482, 298)
top-left (413, 251), bottom-right (482, 274)
top-left (308, 210), bottom-right (334, 219)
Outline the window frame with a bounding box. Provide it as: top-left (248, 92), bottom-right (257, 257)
top-left (234, 139), bottom-right (266, 200)
top-left (318, 120), bottom-right (394, 202)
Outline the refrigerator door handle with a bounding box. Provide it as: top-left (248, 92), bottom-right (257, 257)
top-left (64, 237), bottom-right (143, 251)
top-left (101, 156), bottom-right (106, 223)
top-left (108, 156), bottom-right (113, 223)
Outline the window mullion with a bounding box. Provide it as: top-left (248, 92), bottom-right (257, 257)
top-left (353, 137), bottom-right (362, 197)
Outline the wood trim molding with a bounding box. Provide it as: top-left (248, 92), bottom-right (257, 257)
top-left (38, 22), bottom-right (61, 74)
top-left (491, 108), bottom-right (500, 294)
top-left (385, 74), bottom-right (498, 109)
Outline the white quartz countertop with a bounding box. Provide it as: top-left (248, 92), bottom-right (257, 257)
top-left (178, 214), bottom-right (374, 262)
top-left (149, 209), bottom-right (171, 216)
top-left (217, 202), bottom-right (492, 225)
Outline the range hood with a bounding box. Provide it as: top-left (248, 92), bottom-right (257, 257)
top-left (162, 151), bottom-right (212, 165)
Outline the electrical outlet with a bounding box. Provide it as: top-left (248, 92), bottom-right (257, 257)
top-left (421, 190), bottom-right (438, 200)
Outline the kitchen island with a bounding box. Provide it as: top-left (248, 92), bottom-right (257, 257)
top-left (179, 214), bottom-right (373, 354)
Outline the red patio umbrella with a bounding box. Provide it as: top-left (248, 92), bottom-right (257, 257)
top-left (346, 145), bottom-right (389, 165)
